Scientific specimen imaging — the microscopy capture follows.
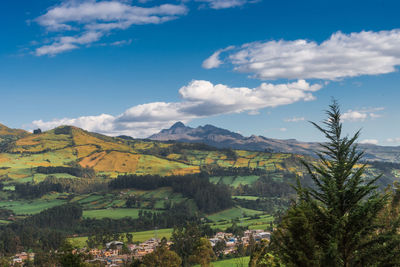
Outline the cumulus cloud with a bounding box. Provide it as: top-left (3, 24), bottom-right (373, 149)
top-left (203, 29), bottom-right (400, 80)
top-left (33, 0), bottom-right (188, 56)
top-left (341, 107), bottom-right (384, 122)
top-left (31, 79), bottom-right (322, 137)
top-left (359, 139), bottom-right (379, 145)
top-left (197, 0), bottom-right (256, 9)
top-left (284, 116), bottom-right (305, 122)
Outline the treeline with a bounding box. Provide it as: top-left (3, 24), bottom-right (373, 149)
top-left (109, 173), bottom-right (233, 213)
top-left (233, 174), bottom-right (295, 198)
top-left (36, 166), bottom-right (95, 178)
top-left (77, 201), bottom-right (200, 237)
top-left (14, 181), bottom-right (63, 199)
top-left (234, 197), bottom-right (290, 214)
top-left (0, 204), bottom-right (81, 255)
top-left (13, 176), bottom-right (108, 199)
top-left (203, 166), bottom-right (267, 176)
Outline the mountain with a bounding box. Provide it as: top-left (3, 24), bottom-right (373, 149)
top-left (149, 122), bottom-right (400, 163)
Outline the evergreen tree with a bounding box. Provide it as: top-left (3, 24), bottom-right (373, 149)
top-left (269, 101), bottom-right (400, 266)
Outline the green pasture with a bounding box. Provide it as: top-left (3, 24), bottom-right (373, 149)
top-left (82, 208), bottom-right (155, 219)
top-left (207, 207), bottom-right (263, 222)
top-left (0, 199), bottom-right (66, 215)
top-left (69, 228), bottom-right (174, 248)
top-left (210, 176), bottom-right (260, 187)
top-left (194, 256), bottom-right (250, 267)
top-left (210, 214), bottom-right (274, 230)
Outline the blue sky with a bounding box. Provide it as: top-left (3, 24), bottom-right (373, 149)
top-left (1, 0), bottom-right (400, 145)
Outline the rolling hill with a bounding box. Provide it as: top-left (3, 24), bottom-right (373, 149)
top-left (0, 124), bottom-right (307, 182)
top-left (0, 124), bottom-right (397, 184)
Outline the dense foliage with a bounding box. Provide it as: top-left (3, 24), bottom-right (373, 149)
top-left (36, 166), bottom-right (95, 178)
top-left (110, 174), bottom-right (233, 213)
top-left (14, 176), bottom-right (108, 198)
top-left (0, 204), bottom-right (81, 255)
top-left (263, 101), bottom-right (400, 266)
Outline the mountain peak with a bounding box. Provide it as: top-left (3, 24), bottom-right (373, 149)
top-left (170, 121), bottom-right (186, 129)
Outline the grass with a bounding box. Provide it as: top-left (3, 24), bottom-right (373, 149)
top-left (0, 199), bottom-right (66, 215)
top-left (210, 214), bottom-right (274, 230)
top-left (193, 256), bottom-right (250, 267)
top-left (207, 207), bottom-right (264, 222)
top-left (210, 176), bottom-right (260, 187)
top-left (82, 208), bottom-right (154, 219)
top-left (69, 228), bottom-right (174, 248)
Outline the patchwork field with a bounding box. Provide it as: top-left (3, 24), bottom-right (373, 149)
top-left (0, 124), bottom-right (321, 182)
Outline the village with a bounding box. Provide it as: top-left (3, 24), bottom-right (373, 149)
top-left (10, 229), bottom-right (271, 266)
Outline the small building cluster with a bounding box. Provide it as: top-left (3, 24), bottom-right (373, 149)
top-left (210, 230), bottom-right (271, 255)
top-left (11, 252), bottom-right (35, 266)
top-left (9, 229), bottom-right (271, 266)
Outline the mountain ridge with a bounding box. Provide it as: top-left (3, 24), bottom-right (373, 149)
top-left (149, 122), bottom-right (400, 163)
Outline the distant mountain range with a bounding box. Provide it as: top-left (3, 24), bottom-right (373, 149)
top-left (149, 122), bottom-right (400, 163)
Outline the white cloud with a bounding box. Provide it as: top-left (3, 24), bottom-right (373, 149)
top-left (34, 0), bottom-right (188, 56)
top-left (279, 127), bottom-right (287, 132)
top-left (284, 116), bottom-right (305, 122)
top-left (110, 39), bottom-right (132, 46)
top-left (204, 29), bottom-right (400, 80)
top-left (386, 138), bottom-right (400, 144)
top-left (202, 50), bottom-right (224, 69)
top-left (36, 31), bottom-right (103, 56)
top-left (31, 79), bottom-right (322, 137)
top-left (359, 139), bottom-right (379, 145)
top-left (342, 107), bottom-right (384, 122)
top-left (35, 43), bottom-right (79, 57)
top-left (202, 46), bottom-right (234, 69)
top-left (197, 0), bottom-right (256, 9)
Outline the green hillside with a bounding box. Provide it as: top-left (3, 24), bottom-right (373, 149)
top-left (0, 124), bottom-right (399, 254)
top-left (0, 125), bottom-right (315, 181)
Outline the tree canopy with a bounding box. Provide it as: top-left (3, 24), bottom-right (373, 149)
top-left (265, 101), bottom-right (400, 266)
